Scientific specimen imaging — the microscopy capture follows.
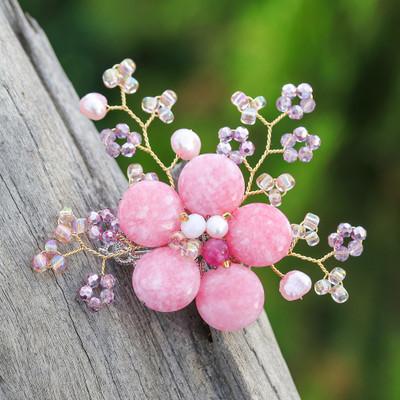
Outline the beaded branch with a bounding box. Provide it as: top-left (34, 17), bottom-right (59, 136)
top-left (32, 58), bottom-right (366, 328)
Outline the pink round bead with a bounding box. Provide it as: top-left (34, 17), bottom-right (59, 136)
top-left (201, 239), bottom-right (229, 266)
top-left (119, 181), bottom-right (183, 247)
top-left (196, 263), bottom-right (264, 331)
top-left (226, 203), bottom-right (292, 267)
top-left (79, 93), bottom-right (108, 121)
top-left (133, 247), bottom-right (200, 312)
top-left (170, 129), bottom-right (201, 161)
top-left (279, 270), bottom-right (312, 301)
top-left (178, 154), bottom-right (245, 216)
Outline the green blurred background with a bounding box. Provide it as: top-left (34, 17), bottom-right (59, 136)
top-left (20, 0), bottom-right (399, 399)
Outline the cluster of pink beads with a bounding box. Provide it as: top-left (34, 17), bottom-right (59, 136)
top-left (216, 126), bottom-right (255, 164)
top-left (230, 91), bottom-right (266, 125)
top-left (87, 209), bottom-right (119, 246)
top-left (32, 208), bottom-right (87, 273)
top-left (79, 273), bottom-right (116, 312)
top-left (100, 123), bottom-right (142, 158)
top-left (276, 83), bottom-right (316, 120)
top-left (328, 223), bottom-right (367, 262)
top-left (280, 126), bottom-right (321, 163)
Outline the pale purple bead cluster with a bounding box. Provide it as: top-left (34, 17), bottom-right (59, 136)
top-left (328, 223), bottom-right (367, 262)
top-left (216, 126), bottom-right (255, 164)
top-left (280, 126), bottom-right (321, 163)
top-left (276, 83), bottom-right (316, 120)
top-left (231, 91), bottom-right (266, 125)
top-left (100, 123), bottom-right (142, 158)
top-left (87, 209), bottom-right (119, 246)
top-left (79, 273), bottom-right (116, 312)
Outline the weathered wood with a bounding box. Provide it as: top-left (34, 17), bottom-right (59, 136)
top-left (0, 1), bottom-right (299, 399)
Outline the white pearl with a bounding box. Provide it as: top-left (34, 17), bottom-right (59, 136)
top-left (206, 215), bottom-right (229, 239)
top-left (181, 214), bottom-right (206, 239)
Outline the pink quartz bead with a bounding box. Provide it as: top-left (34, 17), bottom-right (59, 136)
top-left (119, 181), bottom-right (183, 247)
top-left (196, 263), bottom-right (264, 331)
top-left (79, 93), bottom-right (108, 121)
top-left (178, 154), bottom-right (245, 216)
top-left (201, 239), bottom-right (229, 266)
top-left (279, 270), bottom-right (312, 301)
top-left (226, 203), bottom-right (292, 267)
top-left (132, 247), bottom-right (200, 312)
top-left (170, 129), bottom-right (201, 161)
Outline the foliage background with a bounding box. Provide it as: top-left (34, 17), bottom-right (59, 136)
top-left (20, 1), bottom-right (400, 399)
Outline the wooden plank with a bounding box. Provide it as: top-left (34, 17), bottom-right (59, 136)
top-left (0, 1), bottom-right (299, 399)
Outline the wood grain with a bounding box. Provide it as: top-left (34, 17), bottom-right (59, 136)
top-left (0, 1), bottom-right (299, 399)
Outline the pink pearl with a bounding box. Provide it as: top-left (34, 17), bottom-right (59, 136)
top-left (178, 154), bottom-right (245, 216)
top-left (133, 247), bottom-right (200, 312)
top-left (196, 263), bottom-right (264, 331)
top-left (201, 239), bottom-right (229, 266)
top-left (226, 203), bottom-right (292, 267)
top-left (279, 270), bottom-right (312, 301)
top-left (119, 181), bottom-right (183, 247)
top-left (79, 93), bottom-right (108, 120)
top-left (170, 129), bottom-right (201, 161)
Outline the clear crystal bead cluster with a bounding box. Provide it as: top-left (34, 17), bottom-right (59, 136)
top-left (256, 172), bottom-right (296, 207)
top-left (102, 58), bottom-right (139, 94)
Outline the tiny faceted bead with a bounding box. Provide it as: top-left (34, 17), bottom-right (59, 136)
top-left (142, 97), bottom-right (158, 113)
top-left (206, 215), bottom-right (229, 239)
top-left (79, 93), bottom-right (108, 121)
top-left (72, 218), bottom-right (87, 234)
top-left (334, 246), bottom-right (350, 262)
top-left (216, 142), bottom-right (232, 155)
top-left (328, 232), bottom-right (343, 249)
top-left (115, 123), bottom-right (130, 138)
top-left (32, 253), bottom-right (48, 272)
top-left (143, 172), bottom-right (159, 181)
top-left (240, 107), bottom-right (257, 125)
top-left (181, 213), bottom-right (207, 239)
top-left (301, 98), bottom-right (316, 113)
top-left (279, 270), bottom-right (312, 301)
top-left (251, 96), bottom-right (266, 109)
top-left (352, 226), bottom-right (367, 241)
top-left (100, 129), bottom-right (116, 145)
top-left (54, 224), bottom-right (72, 244)
top-left (158, 107), bottom-right (174, 124)
top-left (268, 188), bottom-right (282, 207)
top-left (276, 96), bottom-right (292, 112)
top-left (328, 267), bottom-right (346, 285)
top-left (314, 279), bottom-right (331, 295)
top-left (88, 297), bottom-right (103, 312)
top-left (218, 127), bottom-right (233, 142)
top-left (100, 289), bottom-right (115, 305)
top-left (118, 58), bottom-right (136, 77)
top-left (44, 239), bottom-right (58, 253)
top-left (275, 173), bottom-right (295, 192)
top-left (202, 239), bottom-right (230, 266)
top-left (231, 91), bottom-right (249, 110)
top-left (239, 141), bottom-right (255, 156)
top-left (170, 129), bottom-right (202, 161)
top-left (283, 148), bottom-right (298, 163)
top-left (293, 127), bottom-right (308, 142)
top-left (348, 240), bottom-right (363, 256)
top-left (256, 173), bottom-right (274, 191)
top-left (106, 142), bottom-right (121, 158)
top-left (88, 225), bottom-right (103, 240)
top-left (100, 274), bottom-right (116, 289)
top-left (338, 223), bottom-right (352, 237)
top-left (159, 90), bottom-right (177, 108)
top-left (127, 132), bottom-right (142, 145)
top-left (307, 134), bottom-right (321, 150)
top-left (127, 163), bottom-right (143, 179)
top-left (330, 285), bottom-right (349, 304)
top-left (79, 285), bottom-right (93, 302)
top-left (298, 146), bottom-right (313, 162)
top-left (87, 211), bottom-right (101, 225)
top-left (297, 83), bottom-right (313, 99)
top-left (305, 231), bottom-right (320, 246)
top-left (87, 273), bottom-right (100, 288)
top-left (122, 76), bottom-right (139, 94)
top-left (121, 142), bottom-right (136, 157)
top-left (233, 127), bottom-right (249, 143)
top-left (280, 133), bottom-right (296, 148)
top-left (181, 239), bottom-right (202, 259)
top-left (59, 207), bottom-right (75, 226)
top-left (50, 254), bottom-right (66, 272)
top-left (288, 105), bottom-right (304, 120)
top-left (282, 83), bottom-right (297, 98)
top-left (102, 68), bottom-right (119, 88)
top-left (229, 150), bottom-right (243, 164)
top-left (303, 213), bottom-right (320, 231)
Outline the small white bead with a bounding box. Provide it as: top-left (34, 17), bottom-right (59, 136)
top-left (181, 214), bottom-right (206, 239)
top-left (206, 215), bottom-right (229, 239)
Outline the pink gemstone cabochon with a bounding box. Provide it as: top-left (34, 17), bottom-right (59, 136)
top-left (279, 270), bottom-right (312, 301)
top-left (226, 203), bottom-right (292, 267)
top-left (178, 153), bottom-right (245, 217)
top-left (196, 263), bottom-right (264, 331)
top-left (118, 180), bottom-right (183, 247)
top-left (132, 247), bottom-right (201, 312)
